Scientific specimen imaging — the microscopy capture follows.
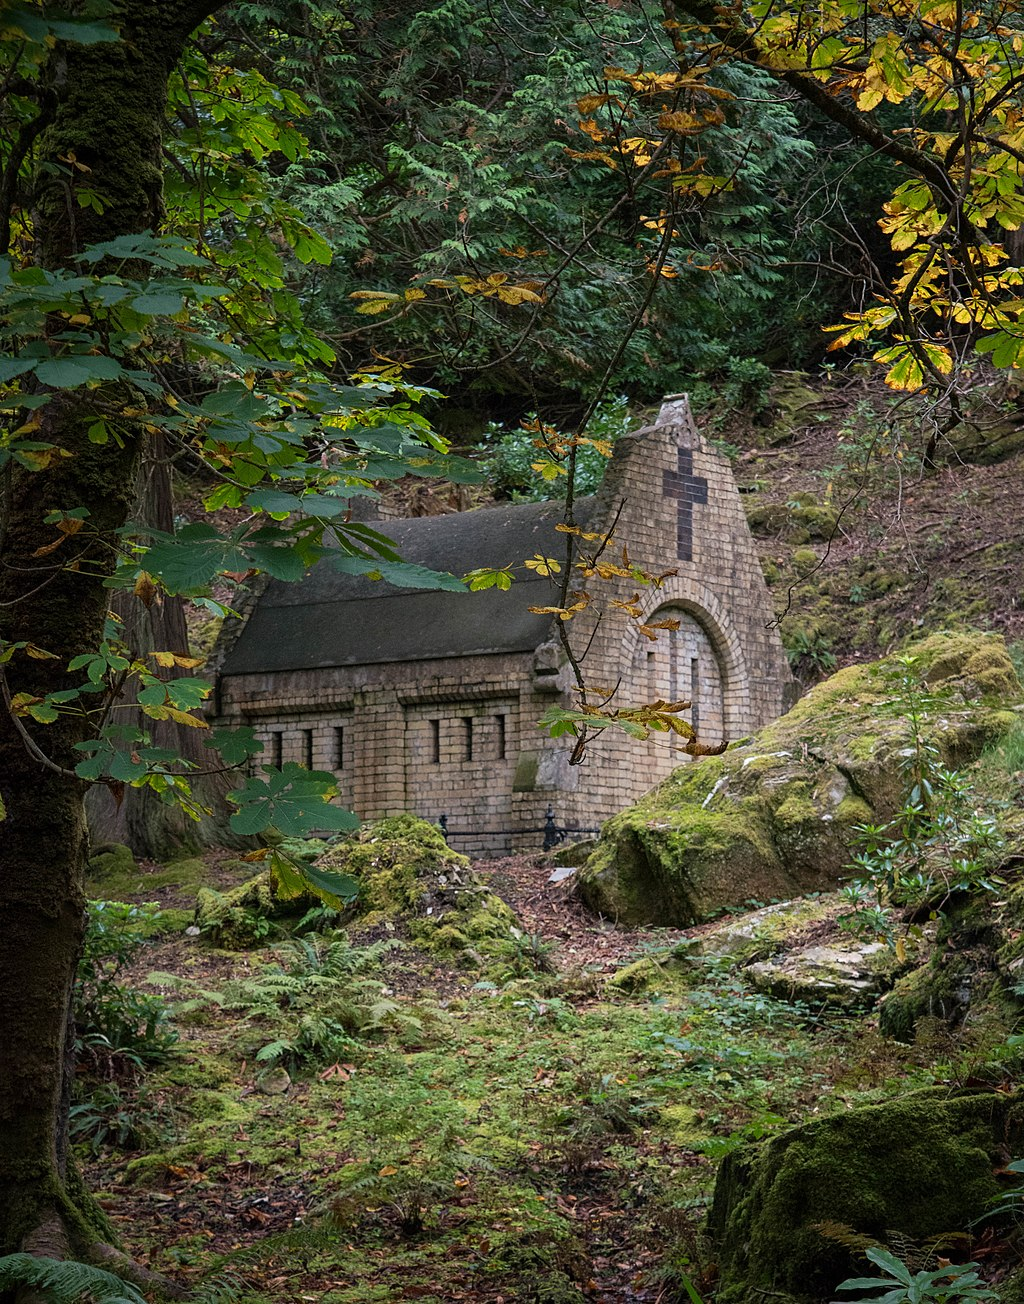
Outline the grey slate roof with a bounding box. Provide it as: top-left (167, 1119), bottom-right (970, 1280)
top-left (220, 498), bottom-right (595, 676)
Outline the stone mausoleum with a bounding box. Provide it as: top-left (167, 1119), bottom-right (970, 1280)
top-left (212, 397), bottom-right (793, 855)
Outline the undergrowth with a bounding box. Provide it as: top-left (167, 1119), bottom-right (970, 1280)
top-left (71, 865), bottom-right (1024, 1304)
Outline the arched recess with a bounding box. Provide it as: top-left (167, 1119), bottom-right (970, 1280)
top-left (618, 580), bottom-right (751, 777)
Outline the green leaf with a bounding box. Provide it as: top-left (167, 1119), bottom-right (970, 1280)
top-left (205, 727), bottom-right (264, 766)
top-left (34, 355), bottom-right (123, 388)
top-left (142, 525), bottom-right (249, 593)
top-left (130, 292), bottom-right (185, 315)
top-left (246, 542), bottom-right (308, 582)
top-left (269, 852), bottom-right (359, 908)
top-left (227, 764), bottom-right (359, 838)
top-left (329, 556), bottom-right (466, 591)
top-left (0, 358), bottom-right (34, 383)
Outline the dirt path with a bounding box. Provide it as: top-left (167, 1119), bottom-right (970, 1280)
top-left (473, 853), bottom-right (690, 978)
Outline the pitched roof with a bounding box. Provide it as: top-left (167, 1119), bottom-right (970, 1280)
top-left (219, 498), bottom-right (595, 676)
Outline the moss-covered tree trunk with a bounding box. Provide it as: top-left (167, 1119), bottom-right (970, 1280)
top-left (0, 0), bottom-right (223, 1260)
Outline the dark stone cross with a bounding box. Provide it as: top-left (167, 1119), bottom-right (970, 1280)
top-left (662, 448), bottom-right (707, 561)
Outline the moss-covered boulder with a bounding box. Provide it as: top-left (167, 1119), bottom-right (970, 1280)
top-left (577, 633), bottom-right (1020, 925)
top-left (709, 1088), bottom-right (1024, 1303)
top-left (195, 873), bottom-right (306, 948)
top-left (87, 842), bottom-right (138, 883)
top-left (194, 817), bottom-right (523, 952)
top-left (878, 877), bottom-right (1024, 1041)
top-left (317, 815), bottom-right (521, 955)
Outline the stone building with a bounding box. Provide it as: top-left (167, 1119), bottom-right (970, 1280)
top-left (212, 397), bottom-right (793, 855)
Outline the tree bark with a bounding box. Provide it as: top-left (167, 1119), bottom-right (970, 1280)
top-left (0, 0), bottom-right (224, 1259)
top-left (84, 437), bottom-right (247, 859)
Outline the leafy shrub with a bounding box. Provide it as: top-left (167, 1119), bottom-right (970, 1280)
top-left (835, 1246), bottom-right (996, 1304)
top-left (70, 1081), bottom-right (173, 1154)
top-left (839, 658), bottom-right (1004, 950)
top-left (76, 901), bottom-right (178, 1074)
top-left (478, 395), bottom-right (631, 502)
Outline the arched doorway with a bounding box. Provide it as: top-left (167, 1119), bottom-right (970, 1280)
top-left (635, 605), bottom-right (725, 781)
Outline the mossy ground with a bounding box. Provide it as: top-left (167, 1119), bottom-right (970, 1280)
top-left (70, 846), bottom-right (1024, 1304)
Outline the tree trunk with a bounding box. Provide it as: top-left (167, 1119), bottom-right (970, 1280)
top-left (0, 0), bottom-right (224, 1259)
top-left (84, 437), bottom-right (247, 859)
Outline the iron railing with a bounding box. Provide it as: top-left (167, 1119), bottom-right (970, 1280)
top-left (438, 806), bottom-right (600, 853)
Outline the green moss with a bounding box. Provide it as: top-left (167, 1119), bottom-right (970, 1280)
top-left (791, 548), bottom-right (818, 570)
top-left (318, 815), bottom-right (522, 959)
top-left (746, 501), bottom-right (790, 535)
top-left (161, 856), bottom-right (207, 883)
top-left (86, 848), bottom-right (209, 900)
top-left (87, 842), bottom-right (138, 883)
top-left (607, 940), bottom-right (700, 993)
top-left (998, 1266), bottom-right (1024, 1304)
top-left (913, 630), bottom-right (1021, 698)
top-left (659, 1102), bottom-right (705, 1144)
top-left (774, 786), bottom-right (817, 827)
top-left (791, 503), bottom-right (838, 539)
top-left (835, 795), bottom-right (873, 825)
top-left (709, 1089), bottom-right (1024, 1303)
top-left (194, 873), bottom-right (304, 948)
top-left (878, 962), bottom-right (964, 1042)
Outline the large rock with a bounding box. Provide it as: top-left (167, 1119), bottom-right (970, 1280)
top-left (879, 876), bottom-right (1024, 1041)
top-left (708, 1088), bottom-right (1024, 1303)
top-left (317, 814), bottom-right (522, 954)
top-left (577, 633), bottom-right (1020, 925)
top-left (608, 894), bottom-right (914, 1008)
top-left (195, 815), bottom-right (523, 954)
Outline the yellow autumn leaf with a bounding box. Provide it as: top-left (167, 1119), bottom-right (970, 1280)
top-left (577, 92), bottom-right (611, 114)
top-left (134, 572), bottom-right (158, 607)
top-left (141, 704), bottom-right (209, 728)
top-left (523, 554), bottom-right (562, 577)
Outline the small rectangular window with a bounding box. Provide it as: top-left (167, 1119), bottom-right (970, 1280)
top-left (271, 732), bottom-right (283, 768)
top-left (302, 728), bottom-right (313, 769)
top-left (429, 719), bottom-right (440, 764)
top-left (495, 714), bottom-right (506, 761)
top-left (334, 726), bottom-right (345, 770)
top-left (462, 716), bottom-right (474, 762)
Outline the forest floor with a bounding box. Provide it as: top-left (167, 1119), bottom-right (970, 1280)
top-left (78, 849), bottom-right (990, 1304)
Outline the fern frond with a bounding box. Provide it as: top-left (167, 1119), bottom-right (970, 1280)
top-left (255, 1038), bottom-right (292, 1062)
top-left (0, 1254), bottom-right (146, 1304)
top-left (811, 1222), bottom-right (878, 1254)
